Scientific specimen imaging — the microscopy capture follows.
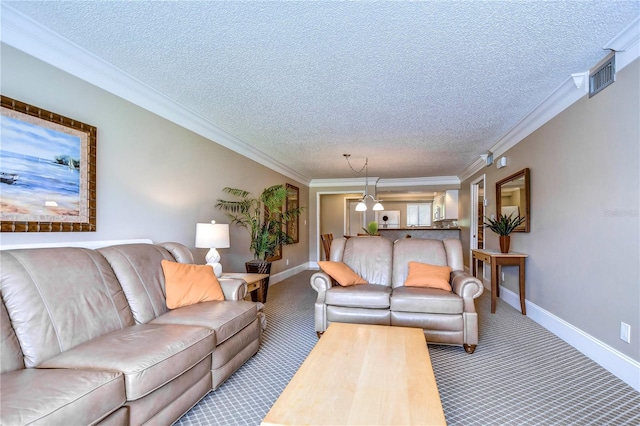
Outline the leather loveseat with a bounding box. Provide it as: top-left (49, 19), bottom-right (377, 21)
top-left (310, 236), bottom-right (483, 353)
top-left (0, 242), bottom-right (262, 425)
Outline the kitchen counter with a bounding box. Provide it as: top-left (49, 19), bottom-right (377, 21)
top-left (377, 227), bottom-right (460, 241)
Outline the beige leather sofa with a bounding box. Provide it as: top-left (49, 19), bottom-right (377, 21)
top-left (0, 242), bottom-right (261, 425)
top-left (311, 237), bottom-right (483, 353)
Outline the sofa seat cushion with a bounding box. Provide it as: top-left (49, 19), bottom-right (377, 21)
top-left (390, 286), bottom-right (463, 314)
top-left (327, 306), bottom-right (391, 326)
top-left (325, 284), bottom-right (391, 309)
top-left (39, 324), bottom-right (214, 401)
top-left (151, 300), bottom-right (257, 345)
top-left (1, 368), bottom-right (125, 426)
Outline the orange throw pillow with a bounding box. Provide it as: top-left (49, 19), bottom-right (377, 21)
top-left (161, 260), bottom-right (224, 309)
top-left (404, 261), bottom-right (452, 291)
top-left (317, 261), bottom-right (367, 286)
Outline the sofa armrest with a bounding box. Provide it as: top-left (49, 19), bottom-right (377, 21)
top-left (219, 278), bottom-right (247, 301)
top-left (450, 271), bottom-right (484, 300)
top-left (311, 271), bottom-right (331, 333)
top-left (311, 271), bottom-right (332, 294)
top-left (157, 242), bottom-right (195, 263)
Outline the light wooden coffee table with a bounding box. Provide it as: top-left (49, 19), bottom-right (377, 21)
top-left (261, 323), bottom-right (446, 425)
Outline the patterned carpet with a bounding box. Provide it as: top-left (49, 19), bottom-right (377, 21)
top-left (176, 270), bottom-right (640, 425)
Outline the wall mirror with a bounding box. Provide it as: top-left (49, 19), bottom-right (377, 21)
top-left (496, 168), bottom-right (530, 232)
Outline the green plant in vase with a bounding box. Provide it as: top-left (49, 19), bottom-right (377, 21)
top-left (215, 185), bottom-right (303, 261)
top-left (484, 213), bottom-right (526, 253)
top-left (362, 221), bottom-right (379, 236)
top-left (215, 185), bottom-right (304, 302)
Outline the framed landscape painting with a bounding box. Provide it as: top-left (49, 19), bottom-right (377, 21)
top-left (0, 96), bottom-right (96, 232)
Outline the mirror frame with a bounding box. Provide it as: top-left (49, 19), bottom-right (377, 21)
top-left (496, 168), bottom-right (530, 233)
top-left (285, 183), bottom-right (300, 243)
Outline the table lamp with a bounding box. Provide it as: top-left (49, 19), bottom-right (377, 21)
top-left (195, 220), bottom-right (230, 277)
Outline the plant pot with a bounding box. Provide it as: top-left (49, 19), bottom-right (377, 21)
top-left (245, 260), bottom-right (271, 302)
top-left (499, 236), bottom-right (510, 253)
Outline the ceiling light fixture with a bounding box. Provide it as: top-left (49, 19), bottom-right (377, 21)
top-left (343, 154), bottom-right (384, 212)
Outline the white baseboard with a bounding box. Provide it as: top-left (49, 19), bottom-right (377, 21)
top-left (499, 286), bottom-right (640, 392)
top-left (269, 262), bottom-right (315, 285)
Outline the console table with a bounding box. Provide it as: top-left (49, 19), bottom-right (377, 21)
top-left (471, 249), bottom-right (528, 315)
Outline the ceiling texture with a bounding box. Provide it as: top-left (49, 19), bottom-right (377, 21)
top-left (3, 1), bottom-right (639, 184)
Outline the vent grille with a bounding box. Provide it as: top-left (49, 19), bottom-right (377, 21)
top-left (589, 52), bottom-right (615, 98)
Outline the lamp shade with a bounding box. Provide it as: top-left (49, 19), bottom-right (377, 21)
top-left (195, 221), bottom-right (230, 248)
top-left (355, 201), bottom-right (367, 211)
top-left (372, 202), bottom-right (384, 211)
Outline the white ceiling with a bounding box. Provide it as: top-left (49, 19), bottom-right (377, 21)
top-left (3, 1), bottom-right (639, 183)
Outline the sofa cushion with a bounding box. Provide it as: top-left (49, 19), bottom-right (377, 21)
top-left (325, 284), bottom-right (391, 309)
top-left (392, 238), bottom-right (450, 288)
top-left (39, 323), bottom-right (214, 401)
top-left (0, 248), bottom-right (134, 368)
top-left (403, 262), bottom-right (452, 291)
top-left (125, 355), bottom-right (212, 426)
top-left (1, 299), bottom-right (24, 373)
top-left (151, 300), bottom-right (257, 345)
top-left (161, 260), bottom-right (224, 309)
top-left (99, 244), bottom-right (182, 324)
top-left (326, 306), bottom-right (391, 326)
top-left (343, 236), bottom-right (393, 286)
top-left (0, 368), bottom-right (125, 426)
top-left (317, 261), bottom-right (367, 286)
top-left (390, 286), bottom-right (463, 314)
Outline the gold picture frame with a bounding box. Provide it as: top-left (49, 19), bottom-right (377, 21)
top-left (286, 183), bottom-right (299, 243)
top-left (265, 200), bottom-right (283, 262)
top-left (1, 95), bottom-right (97, 232)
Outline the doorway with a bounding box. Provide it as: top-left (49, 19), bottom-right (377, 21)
top-left (317, 192), bottom-right (364, 261)
top-left (346, 198), bottom-right (365, 236)
top-left (470, 175), bottom-right (486, 279)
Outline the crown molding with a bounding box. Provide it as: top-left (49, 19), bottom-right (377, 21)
top-left (310, 175), bottom-right (459, 189)
top-left (310, 177), bottom-right (377, 188)
top-left (377, 176), bottom-right (460, 187)
top-left (458, 157), bottom-right (486, 183)
top-left (457, 16), bottom-right (640, 183)
top-left (488, 76), bottom-right (586, 164)
top-left (604, 16), bottom-right (640, 70)
top-left (0, 4), bottom-right (310, 186)
top-left (604, 16), bottom-right (640, 53)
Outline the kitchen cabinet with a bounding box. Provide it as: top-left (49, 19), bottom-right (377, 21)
top-left (433, 190), bottom-right (459, 222)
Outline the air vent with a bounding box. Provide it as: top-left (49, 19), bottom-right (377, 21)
top-left (589, 52), bottom-right (615, 98)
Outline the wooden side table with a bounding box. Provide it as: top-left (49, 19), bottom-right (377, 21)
top-left (221, 273), bottom-right (269, 303)
top-left (471, 249), bottom-right (528, 315)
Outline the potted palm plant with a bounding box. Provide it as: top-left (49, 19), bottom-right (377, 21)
top-left (215, 185), bottom-right (304, 300)
top-left (484, 213), bottom-right (526, 253)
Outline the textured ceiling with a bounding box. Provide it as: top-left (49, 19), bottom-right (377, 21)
top-left (5, 1), bottom-right (640, 181)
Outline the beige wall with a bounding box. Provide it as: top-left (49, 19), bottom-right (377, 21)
top-left (1, 45), bottom-right (309, 275)
top-left (310, 186), bottom-right (359, 261)
top-left (460, 59), bottom-right (640, 361)
top-left (320, 193), bottom-right (363, 237)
